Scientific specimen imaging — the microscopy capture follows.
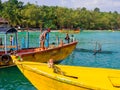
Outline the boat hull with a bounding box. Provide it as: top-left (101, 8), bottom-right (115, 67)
top-left (0, 41), bottom-right (77, 67)
top-left (15, 61), bottom-right (120, 90)
top-left (19, 65), bottom-right (85, 90)
top-left (15, 62), bottom-right (90, 90)
top-left (0, 55), bottom-right (15, 68)
top-left (19, 41), bottom-right (77, 63)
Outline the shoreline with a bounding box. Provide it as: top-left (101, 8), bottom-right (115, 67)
top-left (16, 27), bottom-right (120, 32)
top-left (17, 29), bottom-right (120, 32)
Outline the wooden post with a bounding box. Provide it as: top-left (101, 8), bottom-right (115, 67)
top-left (4, 34), bottom-right (7, 54)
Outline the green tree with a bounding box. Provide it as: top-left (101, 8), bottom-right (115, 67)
top-left (2, 0), bottom-right (23, 26)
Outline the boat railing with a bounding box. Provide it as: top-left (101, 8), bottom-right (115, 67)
top-left (0, 45), bottom-right (16, 49)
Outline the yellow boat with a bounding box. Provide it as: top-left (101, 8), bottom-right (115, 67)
top-left (13, 60), bottom-right (120, 90)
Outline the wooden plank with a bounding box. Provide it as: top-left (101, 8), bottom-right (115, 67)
top-left (0, 45), bottom-right (16, 48)
top-left (0, 46), bottom-right (4, 48)
top-left (7, 46), bottom-right (16, 48)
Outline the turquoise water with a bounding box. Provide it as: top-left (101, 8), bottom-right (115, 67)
top-left (0, 30), bottom-right (120, 90)
top-left (0, 66), bottom-right (36, 90)
top-left (61, 31), bottom-right (120, 69)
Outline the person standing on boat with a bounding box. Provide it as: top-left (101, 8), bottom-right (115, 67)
top-left (40, 28), bottom-right (51, 49)
top-left (70, 35), bottom-right (75, 42)
top-left (65, 33), bottom-right (70, 43)
top-left (0, 38), bottom-right (3, 45)
top-left (10, 35), bottom-right (13, 45)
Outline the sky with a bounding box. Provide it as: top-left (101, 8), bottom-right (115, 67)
top-left (2, 0), bottom-right (120, 13)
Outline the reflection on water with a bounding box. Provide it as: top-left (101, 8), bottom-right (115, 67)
top-left (60, 48), bottom-right (120, 69)
top-left (61, 52), bottom-right (75, 65)
top-left (75, 48), bottom-right (114, 54)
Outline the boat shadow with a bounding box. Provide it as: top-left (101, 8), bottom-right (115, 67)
top-left (75, 48), bottom-right (117, 54)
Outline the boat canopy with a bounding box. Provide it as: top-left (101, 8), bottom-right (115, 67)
top-left (0, 27), bottom-right (18, 54)
top-left (0, 27), bottom-right (17, 34)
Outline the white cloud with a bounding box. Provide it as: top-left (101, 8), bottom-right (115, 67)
top-left (68, 0), bottom-right (120, 12)
top-left (1, 0), bottom-right (120, 12)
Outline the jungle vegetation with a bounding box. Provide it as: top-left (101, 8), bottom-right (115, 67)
top-left (0, 0), bottom-right (120, 30)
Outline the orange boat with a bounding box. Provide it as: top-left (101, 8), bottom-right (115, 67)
top-left (0, 18), bottom-right (78, 68)
top-left (18, 41), bottom-right (77, 63)
top-left (0, 41), bottom-right (77, 67)
top-left (0, 30), bottom-right (77, 67)
top-left (59, 29), bottom-right (80, 34)
top-left (0, 35), bottom-right (77, 67)
top-left (0, 27), bottom-right (77, 67)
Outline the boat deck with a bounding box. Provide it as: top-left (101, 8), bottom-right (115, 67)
top-left (15, 61), bottom-right (120, 90)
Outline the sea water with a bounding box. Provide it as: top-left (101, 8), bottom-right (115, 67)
top-left (0, 30), bottom-right (120, 90)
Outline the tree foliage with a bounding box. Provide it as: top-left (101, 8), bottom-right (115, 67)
top-left (0, 0), bottom-right (120, 30)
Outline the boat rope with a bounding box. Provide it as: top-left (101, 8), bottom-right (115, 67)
top-left (53, 65), bottom-right (78, 79)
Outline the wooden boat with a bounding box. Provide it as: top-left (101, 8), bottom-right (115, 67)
top-left (59, 29), bottom-right (80, 34)
top-left (13, 61), bottom-right (120, 90)
top-left (0, 18), bottom-right (77, 67)
top-left (18, 41), bottom-right (78, 63)
top-left (0, 19), bottom-right (77, 67)
top-left (0, 18), bottom-right (17, 67)
top-left (0, 32), bottom-right (77, 67)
